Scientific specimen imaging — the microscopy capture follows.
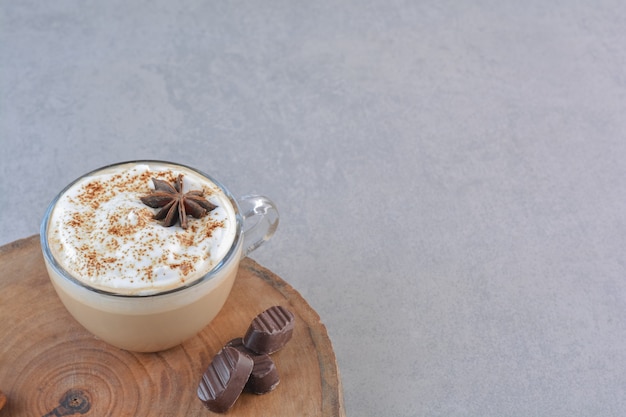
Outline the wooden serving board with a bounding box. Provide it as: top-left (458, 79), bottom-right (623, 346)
top-left (0, 236), bottom-right (345, 417)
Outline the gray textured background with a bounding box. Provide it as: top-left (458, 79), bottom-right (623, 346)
top-left (2, 1), bottom-right (626, 416)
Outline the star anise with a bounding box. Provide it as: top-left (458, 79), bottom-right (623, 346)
top-left (140, 174), bottom-right (217, 229)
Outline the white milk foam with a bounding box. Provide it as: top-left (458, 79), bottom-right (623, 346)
top-left (47, 163), bottom-right (237, 295)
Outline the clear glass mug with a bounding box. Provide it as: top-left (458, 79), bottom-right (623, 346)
top-left (40, 161), bottom-right (278, 352)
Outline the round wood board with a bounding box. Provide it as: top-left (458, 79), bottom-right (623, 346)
top-left (0, 236), bottom-right (344, 417)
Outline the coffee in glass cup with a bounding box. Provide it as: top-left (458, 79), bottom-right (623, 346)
top-left (40, 160), bottom-right (278, 352)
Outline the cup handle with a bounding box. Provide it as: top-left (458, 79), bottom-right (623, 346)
top-left (237, 195), bottom-right (279, 256)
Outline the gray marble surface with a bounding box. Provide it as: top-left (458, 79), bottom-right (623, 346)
top-left (2, 1), bottom-right (626, 416)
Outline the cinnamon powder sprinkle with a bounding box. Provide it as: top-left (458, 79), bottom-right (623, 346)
top-left (49, 165), bottom-right (234, 292)
top-left (77, 180), bottom-right (107, 209)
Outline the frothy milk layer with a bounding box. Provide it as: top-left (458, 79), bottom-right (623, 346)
top-left (47, 163), bottom-right (237, 295)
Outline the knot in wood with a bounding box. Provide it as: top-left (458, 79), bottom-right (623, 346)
top-left (42, 389), bottom-right (90, 417)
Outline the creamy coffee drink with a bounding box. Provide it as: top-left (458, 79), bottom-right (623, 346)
top-left (40, 161), bottom-right (275, 352)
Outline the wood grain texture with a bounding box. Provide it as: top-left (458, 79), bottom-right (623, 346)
top-left (0, 235), bottom-right (344, 417)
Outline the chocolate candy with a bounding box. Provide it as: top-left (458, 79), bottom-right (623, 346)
top-left (227, 338), bottom-right (280, 394)
top-left (243, 305), bottom-right (295, 355)
top-left (197, 306), bottom-right (295, 411)
top-left (197, 346), bottom-right (254, 413)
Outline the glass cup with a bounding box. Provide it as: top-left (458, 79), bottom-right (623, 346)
top-left (40, 161), bottom-right (278, 352)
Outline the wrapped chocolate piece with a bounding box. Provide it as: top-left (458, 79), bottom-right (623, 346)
top-left (227, 338), bottom-right (280, 394)
top-left (243, 305), bottom-right (295, 354)
top-left (197, 346), bottom-right (254, 413)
